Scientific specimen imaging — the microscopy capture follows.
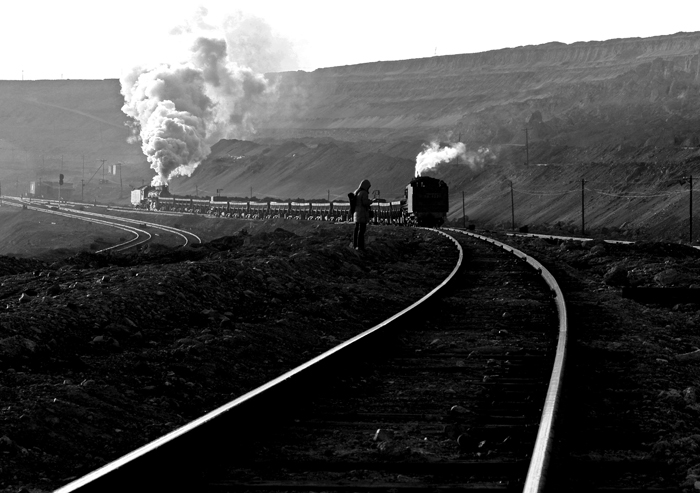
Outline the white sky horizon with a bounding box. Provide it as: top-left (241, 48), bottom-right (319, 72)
top-left (2, 0), bottom-right (699, 81)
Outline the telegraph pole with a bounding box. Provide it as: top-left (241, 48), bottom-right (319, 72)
top-left (510, 181), bottom-right (515, 230)
top-left (581, 178), bottom-right (586, 235)
top-left (690, 175), bottom-right (694, 244)
top-left (462, 191), bottom-right (466, 228)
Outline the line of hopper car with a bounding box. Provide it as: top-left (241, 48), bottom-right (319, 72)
top-left (131, 176), bottom-right (449, 227)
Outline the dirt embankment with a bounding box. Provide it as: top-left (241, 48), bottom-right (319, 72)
top-left (0, 223), bottom-right (457, 493)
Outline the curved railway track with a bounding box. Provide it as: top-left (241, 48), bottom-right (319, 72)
top-left (54, 229), bottom-right (567, 493)
top-left (61, 207), bottom-right (201, 249)
top-left (1, 196), bottom-right (200, 251)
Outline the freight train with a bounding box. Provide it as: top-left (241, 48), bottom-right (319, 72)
top-left (130, 176), bottom-right (449, 226)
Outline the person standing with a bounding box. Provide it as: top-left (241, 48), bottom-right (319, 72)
top-left (353, 179), bottom-right (372, 250)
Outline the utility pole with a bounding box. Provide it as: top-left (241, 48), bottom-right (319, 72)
top-left (510, 181), bottom-right (515, 230)
top-left (690, 175), bottom-right (694, 244)
top-left (581, 178), bottom-right (586, 235)
top-left (100, 159), bottom-right (106, 183)
top-left (462, 191), bottom-right (466, 228)
top-left (118, 163), bottom-right (123, 198)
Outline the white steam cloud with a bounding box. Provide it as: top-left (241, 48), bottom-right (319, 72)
top-left (415, 142), bottom-right (466, 177)
top-left (415, 141), bottom-right (495, 177)
top-left (121, 11), bottom-right (290, 186)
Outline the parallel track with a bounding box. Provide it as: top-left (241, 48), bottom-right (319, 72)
top-left (1, 196), bottom-right (200, 251)
top-left (53, 229), bottom-right (567, 493)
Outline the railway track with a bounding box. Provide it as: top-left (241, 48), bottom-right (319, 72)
top-left (54, 229), bottom-right (567, 493)
top-left (1, 196), bottom-right (200, 251)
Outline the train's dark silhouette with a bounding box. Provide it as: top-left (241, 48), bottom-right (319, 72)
top-left (131, 176), bottom-right (449, 226)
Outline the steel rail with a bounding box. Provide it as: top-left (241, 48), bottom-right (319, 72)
top-left (6, 196), bottom-right (200, 247)
top-left (446, 228), bottom-right (568, 493)
top-left (53, 229), bottom-right (463, 492)
top-left (1, 197), bottom-right (151, 252)
top-left (57, 207), bottom-right (201, 247)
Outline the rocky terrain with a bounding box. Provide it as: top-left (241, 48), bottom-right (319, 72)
top-left (504, 234), bottom-right (700, 491)
top-left (0, 221), bottom-right (457, 492)
top-left (2, 218), bottom-right (700, 491)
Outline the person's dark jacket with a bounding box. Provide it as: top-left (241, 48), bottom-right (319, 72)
top-left (353, 179), bottom-right (372, 223)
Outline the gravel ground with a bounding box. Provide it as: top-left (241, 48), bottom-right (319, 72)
top-left (0, 222), bottom-right (457, 493)
top-left (3, 222), bottom-right (700, 492)
top-left (502, 234), bottom-right (700, 491)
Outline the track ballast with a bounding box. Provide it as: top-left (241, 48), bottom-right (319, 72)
top-left (55, 230), bottom-right (565, 492)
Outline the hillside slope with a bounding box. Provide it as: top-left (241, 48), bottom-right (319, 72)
top-left (262, 32), bottom-right (700, 153)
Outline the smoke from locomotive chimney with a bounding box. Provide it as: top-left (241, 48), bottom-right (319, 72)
top-left (415, 141), bottom-right (496, 176)
top-left (120, 12), bottom-right (285, 186)
top-left (415, 141), bottom-right (467, 177)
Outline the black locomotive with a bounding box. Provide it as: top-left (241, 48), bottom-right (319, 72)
top-left (403, 176), bottom-right (449, 227)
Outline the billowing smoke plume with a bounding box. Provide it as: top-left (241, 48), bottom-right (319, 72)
top-left (415, 141), bottom-right (495, 176)
top-left (171, 9), bottom-right (298, 74)
top-left (121, 11), bottom-right (288, 186)
top-left (415, 142), bottom-right (466, 177)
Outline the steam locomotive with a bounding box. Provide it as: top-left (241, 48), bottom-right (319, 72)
top-left (404, 176), bottom-right (449, 227)
top-left (131, 176), bottom-right (449, 226)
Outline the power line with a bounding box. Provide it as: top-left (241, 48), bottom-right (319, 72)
top-left (512, 187), bottom-right (579, 196)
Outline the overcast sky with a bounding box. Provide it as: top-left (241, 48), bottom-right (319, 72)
top-left (3, 0), bottom-right (699, 81)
